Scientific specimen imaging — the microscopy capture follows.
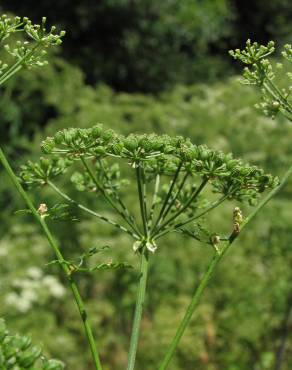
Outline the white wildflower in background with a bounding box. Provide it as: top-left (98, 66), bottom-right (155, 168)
top-left (42, 275), bottom-right (66, 298)
top-left (27, 266), bottom-right (43, 279)
top-left (5, 292), bottom-right (32, 313)
top-left (4, 269), bottom-right (66, 313)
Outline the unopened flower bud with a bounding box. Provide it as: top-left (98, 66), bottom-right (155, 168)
top-left (38, 203), bottom-right (48, 217)
top-left (133, 241), bottom-right (142, 252)
top-left (272, 101), bottom-right (280, 109)
top-left (233, 207), bottom-right (243, 224)
top-left (146, 241), bottom-right (157, 253)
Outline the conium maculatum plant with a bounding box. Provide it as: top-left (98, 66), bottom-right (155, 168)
top-left (19, 125), bottom-right (278, 370)
top-left (1, 14), bottom-right (292, 370)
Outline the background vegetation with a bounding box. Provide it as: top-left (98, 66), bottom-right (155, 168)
top-left (0, 1), bottom-right (291, 369)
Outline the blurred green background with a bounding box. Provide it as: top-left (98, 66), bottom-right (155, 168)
top-left (0, 1), bottom-right (291, 369)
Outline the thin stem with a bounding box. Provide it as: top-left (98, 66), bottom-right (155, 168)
top-left (267, 78), bottom-right (292, 114)
top-left (48, 181), bottom-right (139, 240)
top-left (81, 156), bottom-right (142, 237)
top-left (153, 177), bottom-right (208, 238)
top-left (151, 163), bottom-right (183, 233)
top-left (136, 165), bottom-right (148, 236)
top-left (148, 174), bottom-right (160, 229)
top-left (0, 44), bottom-right (40, 86)
top-left (0, 65), bottom-right (22, 86)
top-left (161, 172), bottom-right (189, 222)
top-left (98, 159), bottom-right (139, 230)
top-left (158, 165), bottom-right (292, 370)
top-left (127, 251), bottom-right (149, 370)
top-left (154, 194), bottom-right (227, 241)
top-left (0, 147), bottom-right (103, 370)
top-left (142, 168), bottom-right (148, 224)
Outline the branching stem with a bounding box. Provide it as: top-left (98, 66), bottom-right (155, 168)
top-left (48, 180), bottom-right (139, 239)
top-left (151, 162), bottom-right (183, 234)
top-left (161, 172), bottom-right (189, 222)
top-left (0, 44), bottom-right (40, 86)
top-left (136, 165), bottom-right (148, 236)
top-left (154, 194), bottom-right (227, 241)
top-left (81, 156), bottom-right (142, 237)
top-left (153, 177), bottom-right (208, 238)
top-left (98, 159), bottom-right (139, 231)
top-left (158, 165), bottom-right (292, 370)
top-left (148, 174), bottom-right (160, 229)
top-left (0, 148), bottom-right (103, 370)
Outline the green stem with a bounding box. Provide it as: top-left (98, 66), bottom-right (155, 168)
top-left (98, 159), bottom-right (139, 230)
top-left (153, 177), bottom-right (208, 238)
top-left (127, 251), bottom-right (149, 370)
top-left (0, 44), bottom-right (40, 86)
top-left (81, 156), bottom-right (142, 237)
top-left (136, 165), bottom-right (148, 236)
top-left (267, 78), bottom-right (292, 114)
top-left (151, 163), bottom-right (183, 234)
top-left (158, 165), bottom-right (292, 370)
top-left (154, 194), bottom-right (227, 241)
top-left (0, 148), bottom-right (103, 370)
top-left (161, 172), bottom-right (189, 222)
top-left (48, 181), bottom-right (139, 239)
top-left (0, 65), bottom-right (22, 86)
top-left (148, 174), bottom-right (160, 229)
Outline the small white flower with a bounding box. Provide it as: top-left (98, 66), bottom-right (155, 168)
top-left (5, 292), bottom-right (19, 306)
top-left (17, 299), bottom-right (32, 313)
top-left (22, 289), bottom-right (38, 302)
top-left (42, 275), bottom-right (65, 298)
top-left (146, 241), bottom-right (157, 253)
top-left (27, 267), bottom-right (43, 280)
top-left (49, 283), bottom-right (66, 298)
top-left (133, 241), bottom-right (142, 252)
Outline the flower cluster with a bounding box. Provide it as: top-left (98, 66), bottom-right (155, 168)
top-left (230, 40), bottom-right (292, 121)
top-left (24, 17), bottom-right (66, 47)
top-left (229, 40), bottom-right (275, 86)
top-left (19, 157), bottom-right (71, 188)
top-left (6, 267), bottom-right (66, 313)
top-left (71, 160), bottom-right (129, 194)
top-left (37, 125), bottom-right (278, 203)
top-left (0, 15), bottom-right (65, 78)
top-left (0, 319), bottom-right (64, 369)
top-left (18, 125), bottom-right (278, 255)
top-left (0, 14), bottom-right (24, 43)
top-left (229, 39), bottom-right (275, 65)
top-left (282, 44), bottom-right (292, 63)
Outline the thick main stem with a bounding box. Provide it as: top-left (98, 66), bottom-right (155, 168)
top-left (158, 165), bottom-right (292, 370)
top-left (127, 251), bottom-right (149, 370)
top-left (0, 148), bottom-right (103, 370)
top-left (126, 164), bottom-right (150, 370)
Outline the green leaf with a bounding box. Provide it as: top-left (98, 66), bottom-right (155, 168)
top-left (14, 209), bottom-right (33, 216)
top-left (47, 203), bottom-right (79, 222)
